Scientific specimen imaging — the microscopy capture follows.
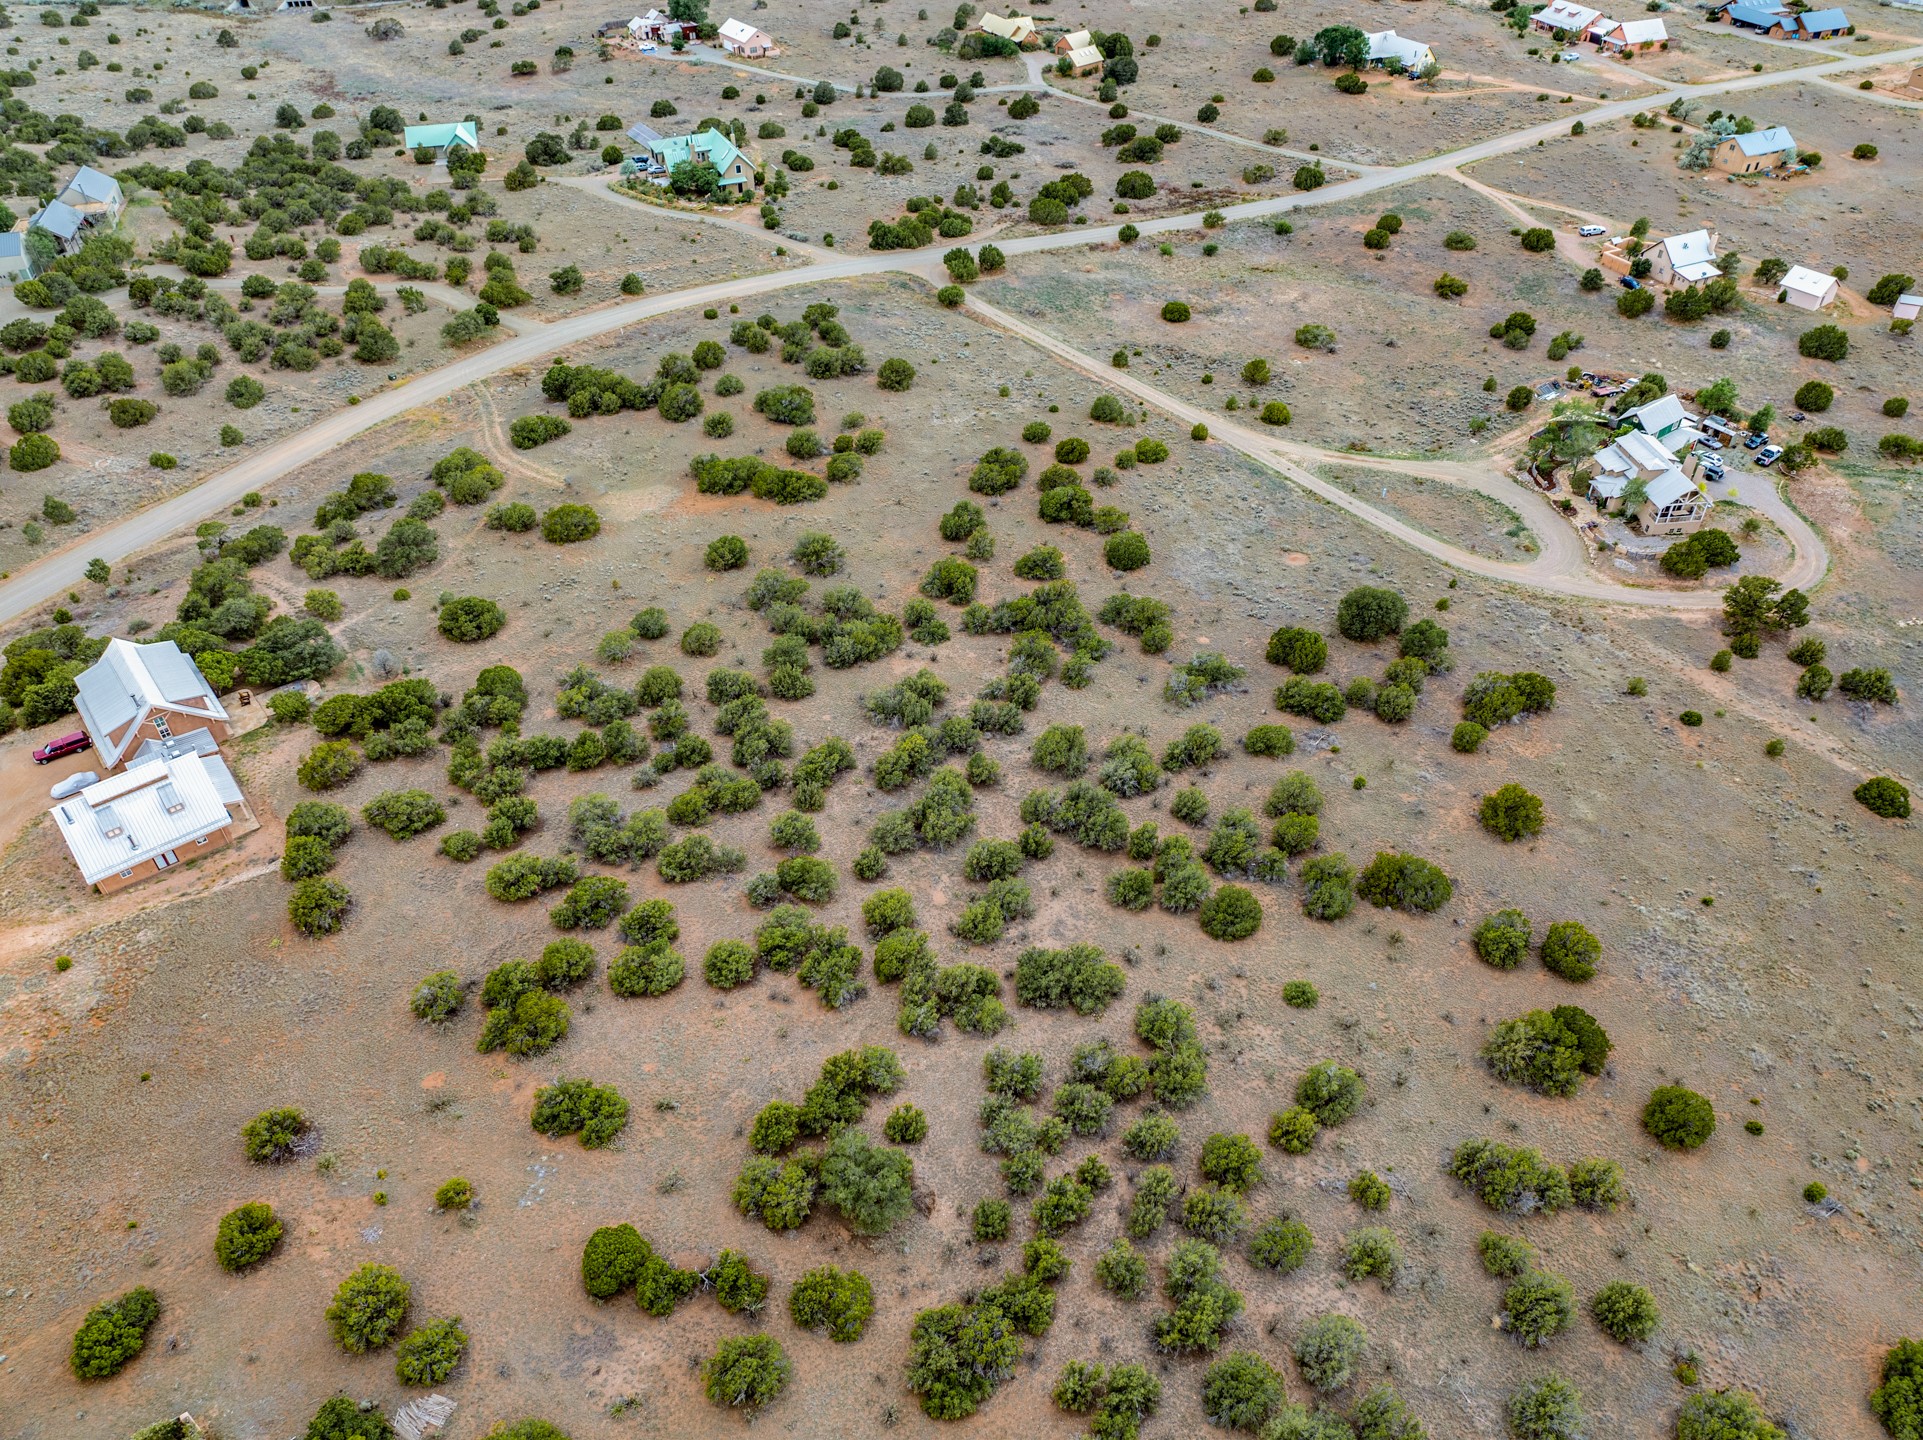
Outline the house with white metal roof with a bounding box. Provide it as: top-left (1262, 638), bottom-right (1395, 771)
top-left (1054, 28), bottom-right (1092, 54)
top-left (1648, 229), bottom-right (1723, 287)
top-left (72, 638), bottom-right (231, 773)
top-left (718, 17), bottom-right (778, 56)
top-left (1634, 469), bottom-right (1712, 536)
top-left (1531, 1), bottom-right (1603, 36)
top-left (50, 751), bottom-right (250, 893)
top-left (1364, 30), bottom-right (1435, 73)
top-left (1062, 44), bottom-right (1104, 76)
top-left (1780, 264), bottom-right (1839, 311)
top-left (1622, 394), bottom-right (1691, 441)
top-left (1595, 17), bottom-right (1668, 51)
top-left (1710, 125), bottom-right (1797, 175)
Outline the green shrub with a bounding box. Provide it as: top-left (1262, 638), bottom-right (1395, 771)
top-left (789, 1264), bottom-right (874, 1340)
top-left (1336, 586), bottom-right (1406, 642)
top-left (884, 1103), bottom-right (928, 1143)
top-left (1282, 980), bottom-right (1318, 1008)
top-left (243, 1106), bottom-right (309, 1164)
top-left (1355, 852), bottom-right (1452, 912)
top-left (1508, 1375), bottom-right (1587, 1440)
top-left (394, 1315), bottom-right (468, 1385)
top-left (1293, 1313), bottom-right (1365, 1392)
top-left (531, 1077), bottom-right (629, 1147)
top-left (1541, 920), bottom-right (1600, 981)
top-left (1201, 1351), bottom-right (1284, 1430)
top-left (1474, 909), bottom-right (1532, 969)
top-left (1450, 1138), bottom-right (1572, 1215)
top-left (1199, 884), bottom-right (1262, 940)
top-left (1340, 1226), bottom-right (1402, 1286)
top-left (1590, 1281), bottom-right (1660, 1344)
top-left (439, 596), bottom-right (506, 642)
top-left (326, 1263), bottom-right (411, 1353)
top-left (708, 1250), bottom-right (771, 1316)
top-left (1348, 1170), bottom-right (1392, 1210)
top-left (1200, 1132), bottom-right (1263, 1193)
top-left (1677, 1390), bottom-right (1785, 1440)
top-left (69, 1287), bottom-right (160, 1379)
top-left (1856, 777), bottom-right (1911, 819)
top-left (702, 1334), bottom-right (790, 1415)
top-left (1642, 1085), bottom-right (1714, 1149)
top-left (434, 1177), bottom-right (473, 1210)
top-left (1502, 1269), bottom-right (1575, 1347)
top-left (1478, 1231), bottom-right (1536, 1278)
top-left (1452, 720), bottom-right (1488, 753)
top-left (1872, 1339), bottom-right (1923, 1440)
top-left (214, 1201), bottom-right (283, 1273)
top-left (1296, 1060), bottom-right (1363, 1126)
top-left (1479, 783), bottom-right (1544, 841)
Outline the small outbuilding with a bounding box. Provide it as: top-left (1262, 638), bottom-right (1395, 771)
top-left (0, 231), bottom-right (31, 281)
top-left (1893, 293), bottom-right (1923, 322)
top-left (1779, 264), bottom-right (1839, 311)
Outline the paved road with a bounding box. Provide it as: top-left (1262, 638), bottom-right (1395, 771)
top-left (4, 40), bottom-right (1904, 624)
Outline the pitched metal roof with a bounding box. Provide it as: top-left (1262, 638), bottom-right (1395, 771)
top-left (1642, 469), bottom-right (1699, 509)
top-left (1365, 30), bottom-right (1433, 67)
top-left (61, 165), bottom-right (123, 205)
top-left (31, 200), bottom-right (85, 240)
top-left (51, 753), bottom-right (231, 886)
top-left (1536, 1), bottom-right (1602, 28)
top-left (1626, 394), bottom-right (1688, 435)
top-left (73, 638), bottom-right (228, 770)
top-left (1064, 44), bottom-right (1103, 66)
top-left (1725, 4), bottom-right (1789, 26)
top-left (626, 120), bottom-right (665, 147)
top-left (1728, 125), bottom-right (1796, 156)
top-left (718, 17), bottom-right (766, 44)
top-left (1781, 264), bottom-right (1837, 296)
top-left (1607, 18), bottom-right (1668, 43)
top-left (1796, 8), bottom-right (1849, 32)
top-left (403, 122), bottom-right (479, 151)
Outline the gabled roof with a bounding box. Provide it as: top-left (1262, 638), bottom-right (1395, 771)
top-left (718, 17), bottom-right (766, 44)
top-left (1607, 17), bottom-right (1668, 43)
top-left (1658, 229), bottom-right (1722, 283)
top-left (1536, 1), bottom-right (1603, 29)
top-left (60, 165), bottom-right (123, 206)
top-left (1725, 124), bottom-right (1796, 158)
top-left (51, 753), bottom-right (233, 886)
top-left (0, 232), bottom-right (24, 260)
top-left (1619, 429), bottom-right (1679, 472)
top-left (1625, 394), bottom-right (1688, 435)
top-left (1642, 469), bottom-right (1699, 509)
top-left (73, 638), bottom-right (229, 771)
top-left (1796, 8), bottom-right (1849, 32)
top-left (980, 13), bottom-right (1037, 42)
top-left (649, 128), bottom-right (746, 176)
top-left (1064, 44), bottom-right (1103, 67)
top-left (403, 122), bottom-right (479, 151)
top-left (1365, 30), bottom-right (1433, 67)
top-left (1058, 28), bottom-right (1092, 48)
top-left (31, 200), bottom-right (86, 240)
top-left (1725, 4), bottom-right (1790, 26)
top-left (626, 120), bottom-right (665, 148)
top-left (1781, 264), bottom-right (1837, 296)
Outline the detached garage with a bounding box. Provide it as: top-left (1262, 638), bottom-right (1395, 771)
top-left (1780, 265), bottom-right (1839, 311)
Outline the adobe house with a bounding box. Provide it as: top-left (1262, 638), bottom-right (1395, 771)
top-left (1709, 125), bottom-right (1797, 175)
top-left (73, 638), bottom-right (231, 774)
top-left (51, 752), bottom-right (251, 894)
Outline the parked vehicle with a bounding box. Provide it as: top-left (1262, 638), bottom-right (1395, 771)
top-left (1744, 432), bottom-right (1769, 450)
top-left (32, 730), bottom-right (92, 764)
top-left (1620, 276), bottom-right (1641, 290)
top-left (1788, 411), bottom-right (1806, 423)
top-left (1756, 445), bottom-right (1785, 466)
top-left (1700, 459), bottom-right (1726, 481)
top-left (1578, 224), bottom-right (1606, 237)
top-left (1559, 51), bottom-right (1583, 63)
top-left (1696, 434), bottom-right (1724, 451)
top-left (49, 771), bottom-right (99, 801)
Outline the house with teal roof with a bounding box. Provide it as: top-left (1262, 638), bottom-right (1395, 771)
top-left (402, 121), bottom-right (482, 156)
top-left (633, 127), bottom-right (752, 190)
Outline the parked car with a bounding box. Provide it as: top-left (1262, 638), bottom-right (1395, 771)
top-left (1578, 224), bottom-right (1606, 237)
top-left (1788, 411), bottom-right (1806, 423)
top-left (1620, 276), bottom-right (1641, 290)
top-left (1700, 458), bottom-right (1726, 480)
top-left (1756, 445), bottom-right (1785, 466)
top-left (32, 730), bottom-right (92, 764)
top-left (49, 771), bottom-right (99, 801)
top-left (1696, 434), bottom-right (1724, 451)
top-left (1559, 50), bottom-right (1583, 62)
top-left (1744, 432), bottom-right (1769, 450)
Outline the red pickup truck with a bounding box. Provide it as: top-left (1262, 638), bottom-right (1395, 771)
top-left (32, 730), bottom-right (93, 764)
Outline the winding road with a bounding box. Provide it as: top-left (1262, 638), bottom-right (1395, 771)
top-left (4, 37), bottom-right (1907, 625)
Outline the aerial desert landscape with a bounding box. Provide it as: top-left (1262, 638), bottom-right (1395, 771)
top-left (0, 2), bottom-right (1919, 1439)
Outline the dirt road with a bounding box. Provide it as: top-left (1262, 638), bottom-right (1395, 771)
top-left (1, 40), bottom-right (1905, 625)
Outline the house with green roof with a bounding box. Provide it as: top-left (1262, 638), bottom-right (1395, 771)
top-left (633, 127), bottom-right (752, 190)
top-left (403, 121), bottom-right (482, 156)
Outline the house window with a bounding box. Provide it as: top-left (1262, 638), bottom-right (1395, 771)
top-left (153, 715), bottom-right (173, 739)
top-left (196, 836), bottom-right (210, 846)
top-left (119, 870), bottom-right (134, 879)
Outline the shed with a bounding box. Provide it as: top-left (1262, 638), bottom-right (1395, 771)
top-left (1780, 264), bottom-right (1838, 310)
top-left (1893, 294), bottom-right (1922, 322)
